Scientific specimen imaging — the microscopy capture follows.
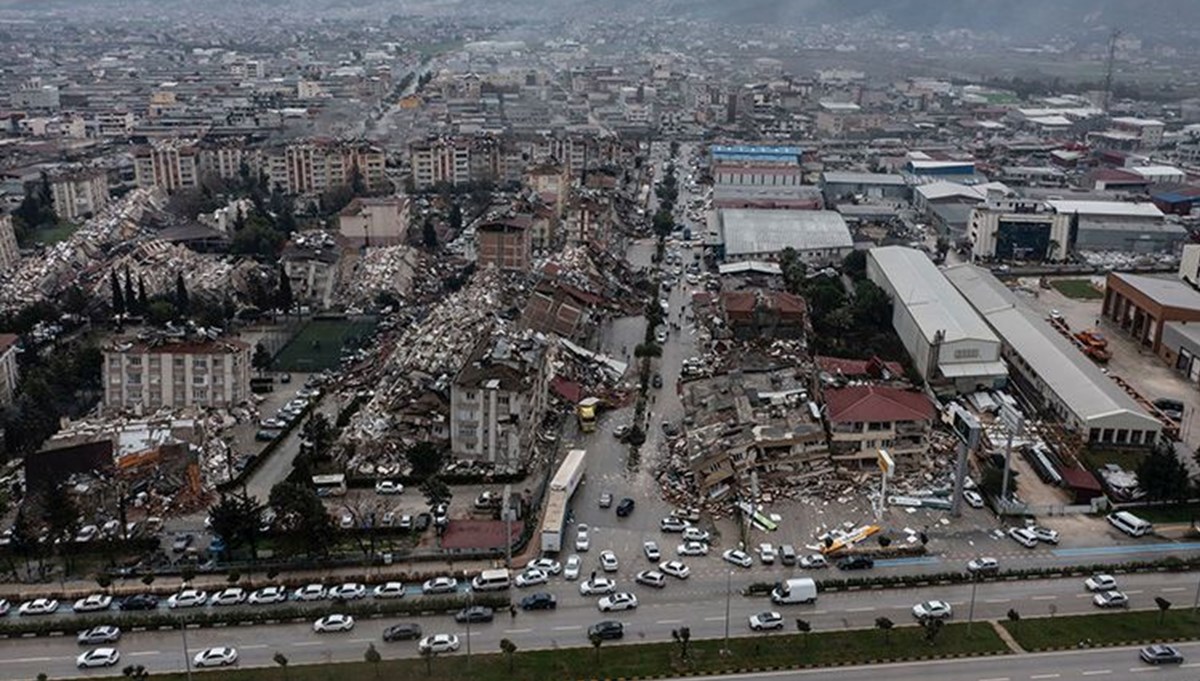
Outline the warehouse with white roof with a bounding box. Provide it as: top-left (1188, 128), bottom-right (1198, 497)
top-left (714, 209), bottom-right (853, 264)
top-left (1045, 199), bottom-right (1186, 254)
top-left (866, 246), bottom-right (1007, 392)
top-left (943, 264), bottom-right (1161, 447)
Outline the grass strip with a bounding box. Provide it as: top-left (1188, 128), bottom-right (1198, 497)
top-left (1005, 608), bottom-right (1200, 651)
top-left (1049, 278), bottom-right (1104, 300)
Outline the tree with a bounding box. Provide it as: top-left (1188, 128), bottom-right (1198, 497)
top-left (174, 272), bottom-right (189, 317)
top-left (303, 414), bottom-right (334, 459)
top-left (122, 665), bottom-right (148, 681)
top-left (1155, 596), bottom-right (1171, 625)
top-left (671, 626), bottom-right (691, 659)
top-left (406, 442), bottom-right (446, 480)
top-left (145, 300), bottom-right (176, 326)
top-left (842, 250), bottom-right (867, 280)
top-left (273, 652), bottom-right (289, 681)
top-left (180, 566), bottom-right (196, 583)
top-left (141, 573), bottom-right (155, 587)
top-left (110, 270), bottom-right (125, 316)
top-left (875, 616), bottom-right (894, 645)
top-left (364, 643), bottom-right (382, 679)
top-left (1006, 608), bottom-right (1020, 634)
top-left (795, 619), bottom-right (811, 648)
top-left (36, 674), bottom-right (47, 681)
top-left (922, 617), bottom-right (944, 644)
top-left (268, 481), bottom-right (336, 558)
top-left (44, 483), bottom-right (81, 545)
top-left (276, 265), bottom-right (293, 314)
top-left (851, 280), bottom-right (892, 328)
top-left (349, 164), bottom-right (366, 196)
top-left (652, 208), bottom-right (674, 237)
top-left (252, 343), bottom-right (272, 375)
top-left (877, 534), bottom-right (892, 548)
top-left (124, 269), bottom-right (136, 314)
top-left (208, 493), bottom-right (263, 560)
top-left (935, 237), bottom-right (951, 261)
top-left (420, 477), bottom-right (451, 509)
top-left (1138, 441), bottom-right (1190, 502)
top-left (499, 637), bottom-right (517, 673)
top-left (422, 216), bottom-right (438, 249)
top-left (449, 203), bottom-right (463, 232)
top-left (589, 631), bottom-right (604, 665)
top-left (779, 247), bottom-right (807, 294)
top-left (137, 276), bottom-right (148, 313)
top-left (95, 574), bottom-right (112, 591)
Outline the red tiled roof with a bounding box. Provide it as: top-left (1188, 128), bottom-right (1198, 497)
top-left (817, 355), bottom-right (904, 378)
top-left (824, 385), bottom-right (934, 423)
top-left (0, 333), bottom-right (19, 354)
top-left (550, 376), bottom-right (583, 404)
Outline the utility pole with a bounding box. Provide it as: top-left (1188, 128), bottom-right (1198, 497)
top-left (180, 615), bottom-right (193, 681)
top-left (1102, 29), bottom-right (1121, 112)
top-left (722, 569), bottom-right (732, 655)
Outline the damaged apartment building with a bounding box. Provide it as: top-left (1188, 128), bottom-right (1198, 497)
top-left (448, 330), bottom-right (555, 470)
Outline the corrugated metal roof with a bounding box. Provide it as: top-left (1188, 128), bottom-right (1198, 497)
top-left (821, 171), bottom-right (907, 186)
top-left (1046, 200), bottom-right (1164, 219)
top-left (718, 209), bottom-right (851, 256)
top-left (868, 246), bottom-right (999, 346)
top-left (1110, 272), bottom-right (1200, 311)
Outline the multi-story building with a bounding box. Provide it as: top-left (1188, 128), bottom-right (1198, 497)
top-left (0, 333), bottom-right (20, 406)
top-left (0, 214), bottom-right (20, 273)
top-left (968, 196), bottom-right (1071, 262)
top-left (409, 136), bottom-right (475, 189)
top-left (281, 232), bottom-right (340, 308)
top-left (824, 385), bottom-right (935, 467)
top-left (133, 139), bottom-right (201, 192)
top-left (449, 333), bottom-right (553, 467)
top-left (266, 141), bottom-right (386, 196)
top-left (50, 169), bottom-right (110, 223)
top-left (102, 336), bottom-right (251, 412)
top-left (338, 197), bottom-right (409, 247)
top-left (476, 217), bottom-right (532, 272)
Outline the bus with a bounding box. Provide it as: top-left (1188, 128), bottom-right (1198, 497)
top-left (312, 474), bottom-right (347, 497)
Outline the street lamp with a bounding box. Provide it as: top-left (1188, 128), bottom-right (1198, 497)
top-left (722, 569), bottom-right (732, 655)
top-left (464, 589), bottom-right (473, 669)
top-left (966, 573), bottom-right (979, 636)
top-left (180, 614), bottom-right (193, 681)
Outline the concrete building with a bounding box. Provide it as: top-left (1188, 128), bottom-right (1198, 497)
top-left (719, 290), bottom-right (807, 340)
top-left (0, 333), bottom-right (19, 406)
top-left (476, 217), bottom-right (532, 272)
top-left (281, 232), bottom-right (340, 309)
top-left (713, 164), bottom-right (803, 187)
top-left (102, 336), bottom-right (251, 412)
top-left (0, 214), bottom-right (19, 273)
top-left (449, 333), bottom-right (553, 467)
top-left (866, 246), bottom-right (1007, 392)
top-left (824, 385), bottom-right (935, 467)
top-left (820, 171), bottom-right (909, 205)
top-left (944, 264), bottom-right (1161, 447)
top-left (1180, 244), bottom-right (1200, 288)
top-left (968, 197), bottom-right (1071, 262)
top-left (1110, 117), bottom-right (1165, 149)
top-left (338, 197), bottom-right (409, 247)
top-left (1158, 321), bottom-right (1200, 384)
top-left (50, 169), bottom-right (110, 222)
top-left (134, 139), bottom-right (201, 192)
top-left (1103, 272), bottom-right (1200, 353)
top-left (1044, 200), bottom-right (1184, 254)
top-left (714, 209), bottom-right (852, 264)
top-left (266, 141), bottom-right (386, 196)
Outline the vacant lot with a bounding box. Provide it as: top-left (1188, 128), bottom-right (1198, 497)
top-left (273, 318), bottom-right (375, 372)
top-left (1050, 279), bottom-right (1104, 300)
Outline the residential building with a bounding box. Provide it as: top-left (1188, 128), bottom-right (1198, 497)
top-left (1103, 272), bottom-right (1200, 353)
top-left (281, 232), bottom-right (340, 309)
top-left (449, 332), bottom-right (554, 467)
top-left (823, 385), bottom-right (935, 467)
top-left (719, 290), bottom-right (807, 340)
top-left (102, 336), bottom-right (251, 412)
top-left (266, 141), bottom-right (386, 196)
top-left (968, 196), bottom-right (1071, 262)
top-left (866, 246), bottom-right (1007, 392)
top-left (943, 264), bottom-right (1161, 447)
top-left (50, 169), bottom-right (110, 222)
top-left (0, 214), bottom-right (19, 272)
top-left (338, 197), bottom-right (409, 247)
top-left (476, 217), bottom-right (532, 272)
top-left (714, 209), bottom-right (852, 264)
top-left (0, 333), bottom-right (19, 405)
top-left (134, 139), bottom-right (201, 192)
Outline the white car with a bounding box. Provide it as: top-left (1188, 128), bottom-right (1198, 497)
top-left (515, 568), bottom-right (549, 588)
top-left (963, 490), bottom-right (985, 509)
top-left (798, 554), bottom-right (828, 569)
top-left (210, 588), bottom-right (247, 606)
top-left (749, 611), bottom-right (784, 631)
top-left (75, 525), bottom-right (99, 543)
top-left (373, 582), bottom-right (406, 599)
top-left (912, 600), bottom-right (953, 620)
top-left (249, 586), bottom-right (288, 605)
top-left (659, 560), bottom-right (691, 579)
top-left (168, 589), bottom-right (207, 609)
top-left (1085, 574), bottom-right (1117, 592)
top-left (723, 549), bottom-right (753, 568)
top-left (1093, 590), bottom-right (1129, 608)
top-left (660, 517), bottom-right (690, 533)
top-left (418, 634), bottom-right (460, 654)
top-left (600, 550), bottom-right (619, 572)
top-left (193, 647), bottom-right (239, 667)
top-left (758, 543), bottom-right (777, 564)
top-left (598, 592), bottom-right (638, 612)
top-left (77, 648), bottom-right (121, 668)
top-left (328, 583), bottom-right (367, 600)
top-left (967, 557), bottom-right (999, 574)
top-left (1031, 526), bottom-right (1060, 544)
top-left (564, 555), bottom-right (582, 581)
top-left (682, 527), bottom-right (710, 543)
top-left (313, 614), bottom-right (355, 633)
top-left (643, 541), bottom-right (661, 561)
top-left (19, 598), bottom-right (60, 615)
top-left (73, 594), bottom-right (113, 613)
top-left (579, 576), bottom-right (617, 596)
top-left (575, 524), bottom-right (591, 552)
top-left (677, 541), bottom-right (709, 556)
top-left (635, 570), bottom-right (666, 588)
top-left (422, 577), bottom-right (458, 595)
top-left (293, 584), bottom-right (327, 601)
top-left (375, 480), bottom-right (404, 495)
top-left (528, 558), bottom-right (562, 575)
top-left (1008, 527), bottom-right (1039, 548)
top-left (77, 625), bottom-right (121, 645)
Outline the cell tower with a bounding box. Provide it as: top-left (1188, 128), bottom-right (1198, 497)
top-left (1102, 29), bottom-right (1121, 112)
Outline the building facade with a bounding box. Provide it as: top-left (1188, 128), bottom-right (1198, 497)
top-left (476, 218), bottom-right (532, 272)
top-left (0, 333), bottom-right (20, 406)
top-left (968, 197), bottom-right (1071, 262)
top-left (338, 197), bottom-right (409, 247)
top-left (824, 385), bottom-right (934, 467)
top-left (134, 140), bottom-right (201, 192)
top-left (50, 170), bottom-right (111, 222)
top-left (103, 337), bottom-right (251, 412)
top-left (1103, 272), bottom-right (1200, 353)
top-left (0, 214), bottom-right (20, 273)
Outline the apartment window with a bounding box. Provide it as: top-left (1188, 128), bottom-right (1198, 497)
top-left (192, 388), bottom-right (208, 400)
top-left (127, 356), bottom-right (142, 366)
top-left (127, 372), bottom-right (142, 385)
top-left (173, 357), bottom-right (185, 369)
top-left (108, 357), bottom-right (121, 368)
top-left (212, 357), bottom-right (224, 368)
top-left (193, 358), bottom-right (207, 371)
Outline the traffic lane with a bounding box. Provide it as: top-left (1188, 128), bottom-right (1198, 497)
top-left (245, 398), bottom-right (340, 503)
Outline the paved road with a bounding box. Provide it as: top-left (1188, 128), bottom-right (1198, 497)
top-left (5, 570), bottom-right (1199, 679)
top-left (243, 397), bottom-right (340, 504)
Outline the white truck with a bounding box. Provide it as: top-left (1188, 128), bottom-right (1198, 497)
top-left (771, 577), bottom-right (818, 605)
top-left (540, 449), bottom-right (587, 553)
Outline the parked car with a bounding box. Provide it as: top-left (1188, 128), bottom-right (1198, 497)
top-left (1153, 398), bottom-right (1184, 422)
top-left (328, 583), bottom-right (367, 600)
top-left (748, 611), bottom-right (784, 631)
top-left (77, 648), bottom-right (121, 669)
top-left (758, 543), bottom-right (777, 564)
top-left (248, 586), bottom-right (288, 605)
top-left (374, 480), bottom-right (404, 495)
top-left (723, 549), bottom-right (753, 568)
top-left (635, 570), bottom-right (666, 588)
top-left (643, 540), bottom-right (661, 561)
top-left (118, 594), bottom-right (158, 611)
top-left (677, 541), bottom-right (709, 556)
top-left (600, 550), bottom-right (620, 572)
top-left (658, 560), bottom-right (691, 579)
top-left (962, 489), bottom-right (985, 509)
top-left (966, 557), bottom-right (999, 575)
top-left (836, 556), bottom-right (874, 571)
top-left (599, 492), bottom-right (613, 508)
top-left (798, 554), bottom-right (828, 569)
top-left (210, 588), bottom-right (247, 606)
top-left (1008, 527), bottom-right (1039, 548)
top-left (372, 582), bottom-right (406, 599)
top-left (313, 614), bottom-right (355, 633)
top-left (563, 555), bottom-right (582, 581)
top-left (293, 584), bottom-right (327, 602)
top-left (597, 593), bottom-right (638, 612)
top-left (528, 558), bottom-right (562, 575)
top-left (1030, 526), bottom-right (1060, 544)
top-left (579, 576), bottom-right (617, 596)
top-left (515, 568), bottom-right (549, 588)
top-left (73, 594), bottom-right (113, 613)
top-left (616, 498), bottom-right (635, 517)
top-left (660, 517), bottom-right (690, 533)
top-left (575, 524), bottom-right (591, 552)
top-left (421, 577), bottom-right (458, 595)
top-left (382, 623), bottom-right (423, 642)
top-left (682, 527), bottom-right (710, 543)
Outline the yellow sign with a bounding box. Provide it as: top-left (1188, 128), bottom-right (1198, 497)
top-left (877, 449), bottom-right (895, 477)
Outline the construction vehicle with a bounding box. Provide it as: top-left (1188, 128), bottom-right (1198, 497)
top-left (577, 397), bottom-right (600, 433)
top-left (1074, 329), bottom-right (1112, 363)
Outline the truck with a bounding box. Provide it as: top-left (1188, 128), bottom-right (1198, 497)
top-left (577, 397), bottom-right (600, 433)
top-left (771, 577), bottom-right (817, 605)
top-left (539, 449), bottom-right (587, 553)
top-left (1074, 329), bottom-right (1112, 363)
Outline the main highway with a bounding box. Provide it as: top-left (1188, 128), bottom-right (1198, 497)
top-left (4, 569), bottom-right (1199, 680)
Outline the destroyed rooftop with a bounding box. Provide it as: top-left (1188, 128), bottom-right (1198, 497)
top-left (453, 331), bottom-right (548, 392)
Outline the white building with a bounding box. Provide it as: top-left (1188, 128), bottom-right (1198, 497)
top-left (337, 197), bottom-right (409, 247)
top-left (103, 337), bottom-right (251, 413)
top-left (50, 170), bottom-right (111, 223)
top-left (0, 214), bottom-right (20, 273)
top-left (969, 197), bottom-right (1071, 262)
top-left (944, 264), bottom-right (1161, 446)
top-left (715, 209), bottom-right (852, 264)
top-left (866, 246), bottom-right (1007, 392)
top-left (1044, 200), bottom-right (1183, 254)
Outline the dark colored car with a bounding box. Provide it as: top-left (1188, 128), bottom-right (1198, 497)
top-left (119, 594), bottom-right (159, 611)
top-left (520, 592), bottom-right (557, 611)
top-left (454, 605), bottom-right (494, 624)
top-left (661, 422), bottom-right (680, 437)
top-left (414, 513), bottom-right (432, 532)
top-left (588, 620), bottom-right (625, 640)
top-left (616, 498), bottom-right (635, 517)
top-left (382, 623), bottom-right (422, 642)
top-left (836, 556), bottom-right (874, 571)
top-left (652, 374), bottom-right (663, 389)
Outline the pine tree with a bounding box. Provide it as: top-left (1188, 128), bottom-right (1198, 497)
top-left (175, 272), bottom-right (189, 316)
top-left (137, 275), bottom-right (148, 311)
top-left (276, 264), bottom-right (294, 314)
top-left (110, 270), bottom-right (125, 316)
top-left (124, 268), bottom-right (136, 314)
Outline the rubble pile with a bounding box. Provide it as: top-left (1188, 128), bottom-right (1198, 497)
top-left (94, 240), bottom-right (239, 303)
top-left (0, 188), bottom-right (166, 312)
top-left (1078, 250), bottom-right (1178, 270)
top-left (338, 244), bottom-right (419, 306)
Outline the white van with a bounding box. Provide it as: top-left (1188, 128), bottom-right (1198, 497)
top-left (470, 568), bottom-right (511, 591)
top-left (770, 577), bottom-right (817, 605)
top-left (1107, 511), bottom-right (1152, 537)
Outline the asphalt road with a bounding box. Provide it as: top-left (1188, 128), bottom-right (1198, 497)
top-left (5, 570), bottom-right (1200, 680)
